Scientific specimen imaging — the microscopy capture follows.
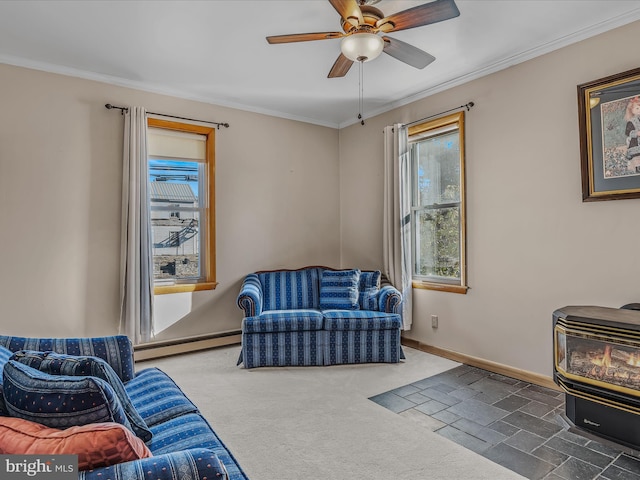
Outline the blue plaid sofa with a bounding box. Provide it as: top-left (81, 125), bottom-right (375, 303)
top-left (236, 267), bottom-right (405, 368)
top-left (0, 335), bottom-right (248, 480)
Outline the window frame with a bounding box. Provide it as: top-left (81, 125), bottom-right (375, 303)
top-left (147, 117), bottom-right (217, 295)
top-left (408, 111), bottom-right (468, 294)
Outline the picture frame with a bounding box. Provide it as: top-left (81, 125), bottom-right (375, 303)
top-left (578, 67), bottom-right (640, 201)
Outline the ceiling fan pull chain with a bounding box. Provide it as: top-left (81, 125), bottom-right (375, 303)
top-left (359, 61), bottom-right (365, 126)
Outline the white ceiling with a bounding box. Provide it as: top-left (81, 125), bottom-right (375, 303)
top-left (1, 0), bottom-right (639, 128)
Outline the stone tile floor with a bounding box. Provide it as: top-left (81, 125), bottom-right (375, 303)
top-left (370, 365), bottom-right (640, 480)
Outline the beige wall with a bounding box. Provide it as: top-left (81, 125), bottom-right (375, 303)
top-left (2, 20), bottom-right (639, 378)
top-left (339, 21), bottom-right (640, 378)
top-left (0, 64), bottom-right (340, 339)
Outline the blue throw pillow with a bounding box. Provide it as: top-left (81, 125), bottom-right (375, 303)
top-left (319, 269), bottom-right (361, 310)
top-left (3, 360), bottom-right (132, 431)
top-left (10, 350), bottom-right (151, 442)
top-left (359, 271), bottom-right (381, 311)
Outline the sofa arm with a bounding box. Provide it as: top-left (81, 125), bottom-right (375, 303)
top-left (237, 273), bottom-right (263, 317)
top-left (379, 284), bottom-right (402, 314)
top-left (79, 448), bottom-right (229, 480)
top-left (0, 335), bottom-right (135, 383)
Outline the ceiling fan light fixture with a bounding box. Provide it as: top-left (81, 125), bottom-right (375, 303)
top-left (341, 33), bottom-right (384, 62)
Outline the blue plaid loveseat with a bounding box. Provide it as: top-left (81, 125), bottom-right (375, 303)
top-left (0, 335), bottom-right (248, 480)
top-left (236, 267), bottom-right (405, 368)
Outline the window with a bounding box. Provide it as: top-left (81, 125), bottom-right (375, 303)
top-left (147, 118), bottom-right (216, 294)
top-left (408, 111), bottom-right (467, 294)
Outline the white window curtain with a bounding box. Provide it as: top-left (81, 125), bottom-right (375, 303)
top-left (383, 124), bottom-right (412, 330)
top-left (119, 106), bottom-right (154, 345)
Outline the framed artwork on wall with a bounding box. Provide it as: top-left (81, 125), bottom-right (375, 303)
top-left (578, 67), bottom-right (640, 201)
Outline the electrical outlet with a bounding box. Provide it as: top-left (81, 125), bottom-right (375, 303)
top-left (431, 315), bottom-right (438, 328)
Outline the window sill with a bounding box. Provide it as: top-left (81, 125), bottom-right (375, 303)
top-left (412, 281), bottom-right (469, 294)
top-left (154, 282), bottom-right (218, 295)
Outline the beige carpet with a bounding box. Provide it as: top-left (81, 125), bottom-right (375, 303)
top-left (138, 345), bottom-right (524, 480)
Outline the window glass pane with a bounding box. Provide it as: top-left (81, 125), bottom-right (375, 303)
top-left (414, 205), bottom-right (460, 281)
top-left (152, 210), bottom-right (201, 281)
top-left (415, 130), bottom-right (460, 206)
top-left (149, 159), bottom-right (200, 190)
top-left (149, 158), bottom-right (202, 282)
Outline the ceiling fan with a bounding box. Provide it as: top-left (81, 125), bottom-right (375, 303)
top-left (266, 0), bottom-right (460, 78)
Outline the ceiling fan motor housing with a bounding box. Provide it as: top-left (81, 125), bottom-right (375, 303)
top-left (341, 5), bottom-right (388, 33)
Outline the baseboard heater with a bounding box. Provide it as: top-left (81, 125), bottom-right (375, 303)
top-left (134, 330), bottom-right (241, 362)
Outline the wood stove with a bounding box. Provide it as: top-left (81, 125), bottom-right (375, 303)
top-left (553, 305), bottom-right (640, 449)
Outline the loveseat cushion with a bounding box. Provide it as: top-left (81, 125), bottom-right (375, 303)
top-left (148, 413), bottom-right (245, 480)
top-left (319, 269), bottom-right (361, 310)
top-left (125, 367), bottom-right (199, 428)
top-left (78, 449), bottom-right (229, 480)
top-left (0, 417), bottom-right (152, 471)
top-left (358, 270), bottom-right (381, 311)
top-left (242, 309), bottom-right (324, 332)
top-left (259, 268), bottom-right (321, 311)
top-left (322, 310), bottom-right (402, 331)
top-left (147, 412), bottom-right (217, 454)
top-left (11, 350), bottom-right (151, 442)
top-left (3, 360), bottom-right (132, 431)
top-left (0, 335), bottom-right (135, 383)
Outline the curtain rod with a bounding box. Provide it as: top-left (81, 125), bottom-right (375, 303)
top-left (105, 104), bottom-right (230, 129)
top-left (403, 101), bottom-right (475, 128)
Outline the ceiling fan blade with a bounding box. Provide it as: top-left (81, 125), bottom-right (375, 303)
top-left (267, 32), bottom-right (344, 44)
top-left (328, 53), bottom-right (354, 78)
top-left (328, 0), bottom-right (364, 28)
top-left (382, 36), bottom-right (435, 69)
top-left (376, 0), bottom-right (460, 33)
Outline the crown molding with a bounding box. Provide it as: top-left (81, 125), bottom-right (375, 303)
top-left (0, 53), bottom-right (341, 129)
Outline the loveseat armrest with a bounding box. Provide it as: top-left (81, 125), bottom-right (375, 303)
top-left (379, 284), bottom-right (402, 314)
top-left (237, 273), bottom-right (263, 317)
top-left (79, 448), bottom-right (230, 480)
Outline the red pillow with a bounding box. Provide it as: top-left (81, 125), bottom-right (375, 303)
top-left (0, 417), bottom-right (152, 471)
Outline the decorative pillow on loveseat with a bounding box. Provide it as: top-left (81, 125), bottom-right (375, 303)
top-left (2, 360), bottom-right (133, 432)
top-left (358, 270), bottom-right (381, 311)
top-left (319, 269), bottom-right (361, 310)
top-left (10, 350), bottom-right (151, 442)
top-left (0, 417), bottom-right (152, 471)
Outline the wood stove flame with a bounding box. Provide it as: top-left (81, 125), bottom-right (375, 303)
top-left (590, 344), bottom-right (613, 378)
top-left (628, 352), bottom-right (640, 367)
